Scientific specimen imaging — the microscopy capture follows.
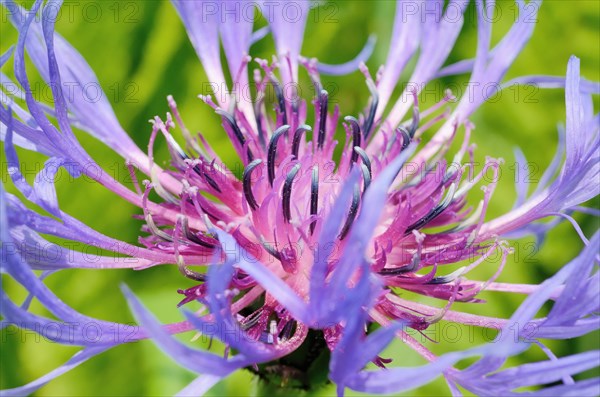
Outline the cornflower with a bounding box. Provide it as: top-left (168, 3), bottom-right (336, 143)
top-left (1, 0), bottom-right (599, 395)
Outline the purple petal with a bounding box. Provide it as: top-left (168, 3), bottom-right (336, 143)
top-left (122, 284), bottom-right (240, 376)
top-left (4, 94), bottom-right (75, 220)
top-left (484, 351), bottom-right (600, 390)
top-left (250, 26), bottom-right (270, 45)
top-left (3, 0), bottom-right (144, 159)
top-left (309, 168), bottom-right (360, 321)
top-left (375, 0), bottom-right (423, 114)
top-left (346, 352), bottom-right (473, 394)
top-left (39, 0), bottom-right (74, 137)
top-left (0, 109), bottom-right (52, 155)
top-left (212, 229), bottom-right (308, 322)
top-left (219, 3), bottom-right (252, 83)
top-left (329, 260), bottom-right (378, 382)
top-left (564, 56), bottom-right (584, 174)
top-left (316, 35), bottom-right (377, 76)
top-left (451, 233), bottom-right (600, 394)
top-left (5, 191), bottom-right (176, 265)
top-left (471, 0), bottom-right (492, 81)
top-left (385, 0), bottom-right (469, 126)
top-left (455, 0), bottom-right (541, 118)
top-left (329, 145), bottom-right (416, 303)
top-left (496, 236), bottom-right (588, 340)
top-left (2, 231), bottom-right (140, 347)
top-left (410, 0), bottom-right (470, 85)
top-left (1, 185), bottom-right (150, 346)
top-left (259, 0), bottom-right (309, 85)
top-left (501, 75), bottom-right (600, 94)
top-left (0, 182), bottom-right (9, 245)
top-left (529, 378), bottom-right (600, 397)
top-left (0, 290), bottom-right (129, 345)
top-left (331, 318), bottom-right (405, 385)
top-left (536, 318), bottom-right (600, 339)
top-left (217, 2), bottom-right (255, 121)
top-left (512, 147), bottom-right (529, 208)
top-left (534, 126), bottom-right (566, 196)
top-left (180, 248), bottom-right (279, 361)
top-left (171, 0), bottom-right (228, 106)
top-left (549, 57), bottom-right (600, 211)
top-left (481, 57), bottom-right (599, 237)
top-left (10, 0), bottom-right (80, 161)
top-left (9, 224), bottom-right (153, 270)
top-left (546, 57), bottom-right (598, 210)
top-left (544, 233), bottom-right (599, 326)
top-left (0, 87), bottom-right (55, 155)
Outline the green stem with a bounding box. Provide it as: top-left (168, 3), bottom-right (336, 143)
top-left (253, 379), bottom-right (307, 397)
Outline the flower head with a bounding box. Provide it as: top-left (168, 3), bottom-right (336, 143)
top-left (1, 0), bottom-right (599, 396)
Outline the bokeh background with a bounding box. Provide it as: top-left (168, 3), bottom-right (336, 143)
top-left (1, 0), bottom-right (599, 396)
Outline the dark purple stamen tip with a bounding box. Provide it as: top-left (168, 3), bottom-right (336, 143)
top-left (397, 126), bottom-right (411, 150)
top-left (292, 124), bottom-right (311, 158)
top-left (243, 159), bottom-right (263, 211)
top-left (405, 184), bottom-right (456, 235)
top-left (363, 79), bottom-right (379, 139)
top-left (339, 184), bottom-right (361, 240)
top-left (193, 163), bottom-right (222, 193)
top-left (282, 163), bottom-right (301, 223)
top-left (181, 216), bottom-right (217, 248)
top-left (216, 108), bottom-right (254, 161)
top-left (278, 320), bottom-right (297, 341)
top-left (310, 167), bottom-right (319, 234)
top-left (426, 275), bottom-right (456, 285)
top-left (273, 79), bottom-right (288, 125)
top-left (267, 125), bottom-right (291, 186)
top-left (216, 109), bottom-right (246, 146)
top-left (379, 253), bottom-right (420, 276)
top-left (378, 267), bottom-right (412, 276)
top-left (353, 146), bottom-right (372, 177)
top-left (177, 260), bottom-right (206, 282)
top-left (317, 89), bottom-right (329, 149)
top-left (345, 116), bottom-right (362, 164)
top-left (166, 133), bottom-right (189, 160)
top-left (360, 163), bottom-right (371, 193)
top-left (170, 136), bottom-right (221, 193)
top-left (262, 240), bottom-right (282, 260)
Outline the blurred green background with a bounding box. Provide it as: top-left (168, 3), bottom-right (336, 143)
top-left (1, 0), bottom-right (599, 396)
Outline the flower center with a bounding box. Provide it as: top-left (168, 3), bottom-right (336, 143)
top-left (138, 59), bottom-right (504, 380)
